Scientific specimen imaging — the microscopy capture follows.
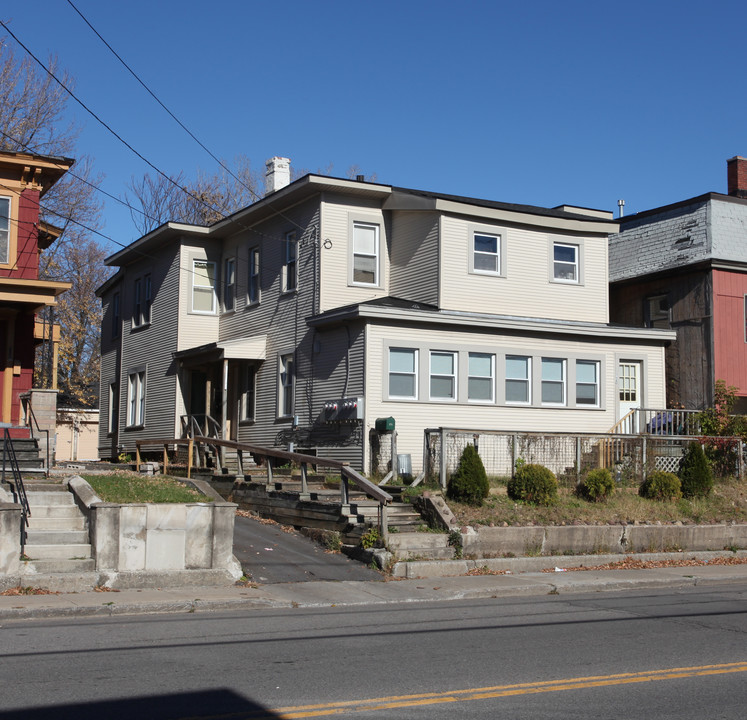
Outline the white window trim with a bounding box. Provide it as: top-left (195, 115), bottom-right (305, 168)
top-left (387, 347), bottom-right (418, 400)
top-left (468, 224), bottom-right (507, 278)
top-left (505, 355), bottom-right (532, 405)
top-left (347, 212), bottom-right (384, 289)
top-left (550, 240), bottom-right (582, 285)
top-left (191, 259), bottom-right (217, 314)
top-left (0, 195), bottom-right (11, 267)
top-left (126, 369), bottom-right (146, 428)
top-left (107, 382), bottom-right (118, 435)
top-left (278, 353), bottom-right (295, 418)
top-left (351, 221), bottom-right (380, 286)
top-left (467, 352), bottom-right (495, 403)
top-left (283, 232), bottom-right (297, 293)
top-left (429, 350), bottom-right (457, 401)
top-left (224, 257), bottom-right (236, 312)
top-left (575, 359), bottom-right (600, 407)
top-left (541, 357), bottom-right (567, 406)
top-left (247, 247), bottom-right (260, 305)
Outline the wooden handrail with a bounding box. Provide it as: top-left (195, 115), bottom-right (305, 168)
top-left (135, 436), bottom-right (393, 506)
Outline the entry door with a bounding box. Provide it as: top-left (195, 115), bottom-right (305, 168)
top-left (617, 361), bottom-right (642, 433)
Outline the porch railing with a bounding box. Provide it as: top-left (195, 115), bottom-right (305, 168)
top-left (134, 436), bottom-right (394, 540)
top-left (20, 396), bottom-right (50, 478)
top-left (1, 427), bottom-right (31, 553)
top-left (609, 408), bottom-right (703, 436)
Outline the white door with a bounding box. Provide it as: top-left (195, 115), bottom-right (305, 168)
top-left (617, 361), bottom-right (642, 433)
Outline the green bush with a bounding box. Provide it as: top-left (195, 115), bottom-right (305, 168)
top-left (507, 463), bottom-right (558, 505)
top-left (639, 471), bottom-right (682, 502)
top-left (577, 468), bottom-right (615, 502)
top-left (447, 444), bottom-right (489, 506)
top-left (679, 441), bottom-right (714, 498)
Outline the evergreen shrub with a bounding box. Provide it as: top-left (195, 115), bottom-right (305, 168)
top-left (577, 468), bottom-right (615, 502)
top-left (639, 471), bottom-right (681, 502)
top-left (446, 444), bottom-right (490, 506)
top-left (679, 441), bottom-right (714, 499)
top-left (507, 463), bottom-right (558, 505)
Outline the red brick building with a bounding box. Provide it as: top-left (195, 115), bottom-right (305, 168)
top-left (0, 150), bottom-right (72, 428)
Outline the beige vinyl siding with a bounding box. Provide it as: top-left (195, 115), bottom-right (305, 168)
top-left (363, 322), bottom-right (666, 473)
top-left (177, 243), bottom-right (220, 351)
top-left (319, 193), bottom-right (390, 312)
top-left (438, 215), bottom-right (609, 323)
top-left (116, 248), bottom-right (182, 451)
top-left (390, 210), bottom-right (439, 306)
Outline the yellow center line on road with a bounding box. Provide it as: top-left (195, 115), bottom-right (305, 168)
top-left (266, 662), bottom-right (747, 718)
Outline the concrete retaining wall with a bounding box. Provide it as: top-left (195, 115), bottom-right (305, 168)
top-left (0, 504), bottom-right (21, 575)
top-left (68, 476), bottom-right (241, 579)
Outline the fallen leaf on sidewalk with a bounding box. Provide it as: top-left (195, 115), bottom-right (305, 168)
top-left (1, 586), bottom-right (59, 596)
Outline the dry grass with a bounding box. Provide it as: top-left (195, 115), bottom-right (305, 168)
top-left (81, 473), bottom-right (211, 504)
top-left (448, 476), bottom-right (747, 527)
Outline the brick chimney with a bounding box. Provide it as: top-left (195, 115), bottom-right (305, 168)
top-left (265, 156), bottom-right (291, 195)
top-left (727, 156), bottom-right (747, 198)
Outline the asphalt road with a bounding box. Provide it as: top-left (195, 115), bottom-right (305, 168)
top-left (232, 514), bottom-right (382, 584)
top-left (1, 583), bottom-right (746, 719)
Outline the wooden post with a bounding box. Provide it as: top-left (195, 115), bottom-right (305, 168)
top-left (576, 436), bottom-right (582, 482)
top-left (187, 437), bottom-right (193, 479)
top-left (163, 444), bottom-right (168, 474)
top-left (392, 431), bottom-right (398, 483)
top-left (266, 456), bottom-right (273, 486)
top-left (237, 449), bottom-right (244, 477)
top-left (341, 475), bottom-right (349, 505)
top-left (300, 462), bottom-right (308, 495)
top-left (440, 428), bottom-right (447, 490)
top-left (136, 443), bottom-right (141, 468)
top-left (380, 503), bottom-right (389, 543)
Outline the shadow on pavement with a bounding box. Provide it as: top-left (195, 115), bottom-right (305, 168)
top-left (233, 515), bottom-right (382, 584)
top-left (0, 688), bottom-right (282, 720)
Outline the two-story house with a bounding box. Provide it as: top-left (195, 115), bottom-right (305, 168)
top-left (609, 156), bottom-right (747, 413)
top-left (0, 150), bottom-right (71, 430)
top-left (98, 159), bottom-right (673, 473)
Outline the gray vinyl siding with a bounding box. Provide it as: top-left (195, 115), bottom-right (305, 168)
top-left (390, 210), bottom-right (439, 306)
top-left (116, 247), bottom-right (181, 452)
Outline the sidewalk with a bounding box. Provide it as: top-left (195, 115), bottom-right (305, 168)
top-left (3, 555), bottom-right (747, 620)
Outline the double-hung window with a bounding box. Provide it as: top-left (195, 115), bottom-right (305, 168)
top-left (132, 274), bottom-right (151, 327)
top-left (241, 365), bottom-right (256, 422)
top-left (284, 232), bottom-right (297, 292)
top-left (576, 360), bottom-right (599, 406)
top-left (552, 243), bottom-right (579, 283)
top-left (279, 354), bottom-right (295, 417)
top-left (224, 258), bottom-right (236, 311)
top-left (541, 358), bottom-right (566, 405)
top-left (111, 292), bottom-right (120, 339)
top-left (0, 196), bottom-right (10, 265)
top-left (192, 260), bottom-right (216, 313)
top-left (505, 355), bottom-right (531, 404)
top-left (388, 348), bottom-right (417, 399)
top-left (473, 232), bottom-right (500, 274)
top-left (468, 352), bottom-right (494, 402)
top-left (247, 247), bottom-right (260, 304)
top-left (127, 370), bottom-right (146, 427)
top-left (430, 351), bottom-right (457, 401)
top-left (645, 294), bottom-right (670, 329)
top-left (352, 222), bottom-right (379, 285)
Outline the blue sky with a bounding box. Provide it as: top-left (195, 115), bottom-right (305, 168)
top-left (4, 0), bottom-right (747, 253)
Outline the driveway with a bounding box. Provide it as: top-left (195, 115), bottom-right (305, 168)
top-left (232, 514), bottom-right (382, 584)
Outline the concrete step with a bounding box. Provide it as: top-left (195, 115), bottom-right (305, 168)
top-left (24, 483), bottom-right (68, 492)
top-left (25, 504), bottom-right (81, 519)
top-left (387, 533), bottom-right (454, 560)
top-left (26, 491), bottom-right (75, 506)
top-left (20, 563), bottom-right (97, 583)
top-left (26, 529), bottom-right (90, 545)
top-left (27, 516), bottom-right (87, 531)
top-left (22, 543), bottom-right (92, 561)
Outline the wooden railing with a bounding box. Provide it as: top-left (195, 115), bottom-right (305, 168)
top-left (135, 436), bottom-right (393, 538)
top-left (1, 427), bottom-right (30, 553)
